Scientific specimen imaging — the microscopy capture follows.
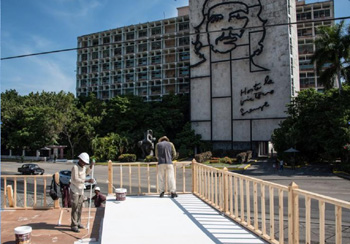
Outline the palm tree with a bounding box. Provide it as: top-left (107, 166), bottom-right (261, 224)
top-left (311, 20), bottom-right (350, 93)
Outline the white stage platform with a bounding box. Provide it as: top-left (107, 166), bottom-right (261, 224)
top-left (101, 194), bottom-right (267, 244)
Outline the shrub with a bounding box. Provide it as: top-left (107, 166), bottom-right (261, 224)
top-left (219, 157), bottom-right (232, 164)
top-left (195, 151), bottom-right (212, 163)
top-left (118, 154), bottom-right (137, 162)
top-left (178, 145), bottom-right (192, 159)
top-left (236, 152), bottom-right (247, 163)
top-left (144, 155), bottom-right (157, 162)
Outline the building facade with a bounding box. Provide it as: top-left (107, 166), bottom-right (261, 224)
top-left (296, 0), bottom-right (335, 91)
top-left (75, 0), bottom-right (334, 154)
top-left (189, 0), bottom-right (299, 153)
top-left (76, 7), bottom-right (190, 102)
top-left (76, 0), bottom-right (335, 99)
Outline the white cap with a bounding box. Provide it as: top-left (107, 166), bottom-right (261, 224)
top-left (95, 187), bottom-right (100, 191)
top-left (78, 152), bottom-right (90, 164)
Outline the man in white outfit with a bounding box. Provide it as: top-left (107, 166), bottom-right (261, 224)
top-left (155, 136), bottom-right (177, 198)
top-left (70, 152), bottom-right (95, 233)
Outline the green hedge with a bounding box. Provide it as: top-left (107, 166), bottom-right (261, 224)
top-left (219, 157), bottom-right (232, 164)
top-left (144, 155), bottom-right (157, 162)
top-left (118, 154), bottom-right (137, 162)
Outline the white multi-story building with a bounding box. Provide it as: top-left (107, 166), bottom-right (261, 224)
top-left (77, 1), bottom-right (335, 100)
top-left (76, 7), bottom-right (190, 102)
top-left (296, 0), bottom-right (335, 91)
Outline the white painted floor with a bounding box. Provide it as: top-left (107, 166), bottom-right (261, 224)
top-left (101, 194), bottom-right (267, 244)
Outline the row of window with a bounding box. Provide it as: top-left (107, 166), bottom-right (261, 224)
top-left (80, 53), bottom-right (189, 71)
top-left (80, 58), bottom-right (189, 74)
top-left (79, 37), bottom-right (190, 60)
top-left (298, 44), bottom-right (313, 54)
top-left (80, 22), bottom-right (189, 47)
top-left (79, 68), bottom-right (190, 84)
top-left (78, 84), bottom-right (190, 100)
top-left (79, 77), bottom-right (190, 86)
top-left (296, 9), bottom-right (331, 20)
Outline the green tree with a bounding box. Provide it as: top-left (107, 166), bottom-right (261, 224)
top-left (1, 90), bottom-right (25, 151)
top-left (272, 86), bottom-right (350, 163)
top-left (1, 91), bottom-right (75, 152)
top-left (173, 122), bottom-right (202, 158)
top-left (60, 94), bottom-right (105, 158)
top-left (91, 133), bottom-right (129, 161)
top-left (311, 21), bottom-right (350, 92)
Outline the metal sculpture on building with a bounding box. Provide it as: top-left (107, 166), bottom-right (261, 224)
top-left (190, 0), bottom-right (298, 151)
top-left (137, 130), bottom-right (156, 158)
top-left (192, 0), bottom-right (268, 72)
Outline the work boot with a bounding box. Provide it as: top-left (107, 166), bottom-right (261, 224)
top-left (159, 192), bottom-right (165, 198)
top-left (171, 192), bottom-right (178, 198)
top-left (71, 227), bottom-right (80, 233)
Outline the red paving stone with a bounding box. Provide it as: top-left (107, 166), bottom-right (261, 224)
top-left (1, 207), bottom-right (104, 244)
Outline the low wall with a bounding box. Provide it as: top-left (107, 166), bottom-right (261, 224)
top-left (1, 155), bottom-right (47, 161)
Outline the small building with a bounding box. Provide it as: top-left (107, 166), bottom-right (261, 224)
top-left (40, 145), bottom-right (67, 159)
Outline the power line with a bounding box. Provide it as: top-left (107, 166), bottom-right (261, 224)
top-left (1, 16), bottom-right (349, 61)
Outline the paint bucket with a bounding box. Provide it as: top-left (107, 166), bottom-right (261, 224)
top-left (14, 226), bottom-right (32, 244)
top-left (115, 188), bottom-right (127, 201)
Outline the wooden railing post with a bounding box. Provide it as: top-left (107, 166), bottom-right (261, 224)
top-left (108, 160), bottom-right (113, 194)
top-left (3, 178), bottom-right (7, 209)
top-left (223, 167), bottom-right (229, 214)
top-left (191, 159), bottom-right (196, 193)
top-left (288, 182), bottom-right (299, 244)
top-left (7, 185), bottom-right (14, 207)
top-left (54, 172), bottom-right (60, 209)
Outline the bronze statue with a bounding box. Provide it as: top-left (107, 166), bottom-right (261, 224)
top-left (138, 130), bottom-right (156, 158)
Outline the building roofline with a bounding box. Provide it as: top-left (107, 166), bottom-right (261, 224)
top-left (297, 0), bottom-right (334, 7)
top-left (78, 14), bottom-right (189, 39)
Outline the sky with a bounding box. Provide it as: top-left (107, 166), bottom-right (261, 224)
top-left (1, 0), bottom-right (350, 96)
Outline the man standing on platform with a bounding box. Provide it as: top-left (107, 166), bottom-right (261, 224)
top-left (70, 152), bottom-right (95, 233)
top-left (155, 136), bottom-right (177, 198)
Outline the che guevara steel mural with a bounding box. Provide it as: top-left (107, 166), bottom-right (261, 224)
top-left (190, 0), bottom-right (297, 144)
top-left (192, 0), bottom-right (275, 117)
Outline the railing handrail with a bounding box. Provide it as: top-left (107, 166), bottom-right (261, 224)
top-left (107, 160), bottom-right (192, 195)
top-left (191, 160), bottom-right (350, 244)
top-left (108, 161), bottom-right (192, 166)
top-left (1, 174), bottom-right (52, 179)
top-left (226, 170), bottom-right (289, 191)
top-left (1, 173), bottom-right (60, 210)
top-left (294, 188), bottom-right (350, 208)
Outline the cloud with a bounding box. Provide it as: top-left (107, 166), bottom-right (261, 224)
top-left (2, 49), bottom-right (76, 95)
top-left (44, 0), bottom-right (104, 20)
top-left (30, 35), bottom-right (56, 51)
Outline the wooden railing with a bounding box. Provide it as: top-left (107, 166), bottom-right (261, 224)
top-left (3, 160), bottom-right (349, 243)
top-left (192, 160), bottom-right (350, 244)
top-left (107, 160), bottom-right (192, 195)
top-left (1, 173), bottom-right (60, 209)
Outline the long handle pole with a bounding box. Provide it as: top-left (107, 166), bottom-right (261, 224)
top-left (87, 160), bottom-right (95, 232)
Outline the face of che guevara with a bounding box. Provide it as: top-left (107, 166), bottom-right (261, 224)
top-left (206, 2), bottom-right (249, 53)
